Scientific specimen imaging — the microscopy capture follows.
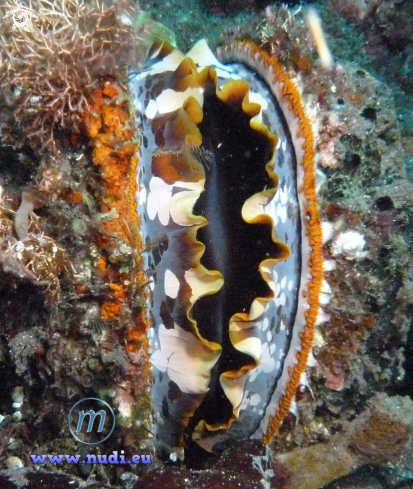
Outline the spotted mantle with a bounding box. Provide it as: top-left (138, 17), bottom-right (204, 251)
top-left (130, 40), bottom-right (324, 462)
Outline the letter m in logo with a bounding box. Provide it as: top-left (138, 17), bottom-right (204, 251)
top-left (76, 409), bottom-right (106, 433)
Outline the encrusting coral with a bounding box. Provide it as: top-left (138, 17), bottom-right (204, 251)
top-left (273, 393), bottom-right (413, 489)
top-left (0, 0), bottom-right (161, 478)
top-left (257, 5), bottom-right (412, 467)
top-left (81, 79), bottom-right (148, 336)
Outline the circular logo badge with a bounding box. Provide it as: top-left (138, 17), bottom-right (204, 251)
top-left (12, 9), bottom-right (29, 30)
top-left (68, 398), bottom-right (115, 445)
